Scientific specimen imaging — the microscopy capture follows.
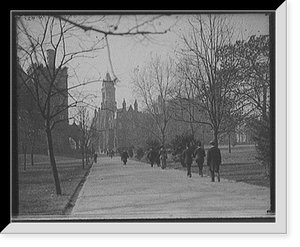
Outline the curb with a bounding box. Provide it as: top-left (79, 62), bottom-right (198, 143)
top-left (63, 161), bottom-right (94, 215)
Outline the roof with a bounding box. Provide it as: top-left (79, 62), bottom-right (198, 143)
top-left (128, 105), bottom-right (133, 111)
top-left (104, 72), bottom-right (112, 82)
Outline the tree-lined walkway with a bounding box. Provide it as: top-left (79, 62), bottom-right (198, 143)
top-left (71, 157), bottom-right (271, 219)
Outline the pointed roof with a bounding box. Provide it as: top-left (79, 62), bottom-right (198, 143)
top-left (134, 99), bottom-right (138, 111)
top-left (104, 72), bottom-right (112, 82)
top-left (128, 104), bottom-right (133, 112)
top-left (122, 98), bottom-right (126, 109)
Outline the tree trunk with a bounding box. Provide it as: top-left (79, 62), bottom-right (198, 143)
top-left (161, 131), bottom-right (167, 169)
top-left (23, 144), bottom-right (27, 171)
top-left (213, 128), bottom-right (219, 148)
top-left (31, 145), bottom-right (34, 166)
top-left (46, 127), bottom-right (62, 195)
top-left (202, 127), bottom-right (205, 148)
top-left (262, 84), bottom-right (267, 121)
top-left (228, 133), bottom-right (231, 153)
top-left (81, 145), bottom-right (85, 169)
top-left (85, 145), bottom-right (88, 168)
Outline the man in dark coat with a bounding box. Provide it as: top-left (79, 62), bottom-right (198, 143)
top-left (153, 149), bottom-right (160, 167)
top-left (207, 141), bottom-right (221, 182)
top-left (121, 149), bottom-right (129, 165)
top-left (110, 149), bottom-right (115, 159)
top-left (182, 144), bottom-right (194, 178)
top-left (93, 152), bottom-right (98, 163)
top-left (147, 147), bottom-right (156, 167)
top-left (193, 142), bottom-right (206, 177)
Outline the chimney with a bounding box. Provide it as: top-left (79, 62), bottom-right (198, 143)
top-left (46, 49), bottom-right (55, 70)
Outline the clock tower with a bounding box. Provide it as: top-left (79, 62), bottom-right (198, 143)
top-left (99, 72), bottom-right (117, 151)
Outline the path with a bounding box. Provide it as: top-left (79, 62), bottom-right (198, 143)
top-left (71, 156), bottom-right (272, 219)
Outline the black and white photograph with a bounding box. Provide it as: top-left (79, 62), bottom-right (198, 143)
top-left (6, 6), bottom-right (288, 234)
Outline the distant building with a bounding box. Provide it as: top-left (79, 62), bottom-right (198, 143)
top-left (93, 72), bottom-right (146, 153)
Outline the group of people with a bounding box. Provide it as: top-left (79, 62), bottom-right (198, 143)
top-left (94, 149), bottom-right (129, 165)
top-left (147, 141), bottom-right (222, 182)
top-left (182, 141), bottom-right (221, 182)
top-left (106, 149), bottom-right (115, 158)
top-left (95, 140), bottom-right (222, 182)
top-left (147, 146), bottom-right (168, 169)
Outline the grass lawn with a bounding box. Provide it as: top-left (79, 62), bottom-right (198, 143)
top-left (216, 145), bottom-right (270, 187)
top-left (143, 144), bottom-right (270, 188)
top-left (17, 154), bottom-right (92, 217)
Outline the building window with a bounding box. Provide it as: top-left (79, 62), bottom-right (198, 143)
top-left (69, 137), bottom-right (77, 150)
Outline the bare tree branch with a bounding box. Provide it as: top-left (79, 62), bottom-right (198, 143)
top-left (54, 15), bottom-right (171, 37)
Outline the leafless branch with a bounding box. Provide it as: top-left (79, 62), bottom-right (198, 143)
top-left (54, 15), bottom-right (170, 37)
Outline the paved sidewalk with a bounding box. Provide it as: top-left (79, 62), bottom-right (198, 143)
top-left (71, 156), bottom-right (272, 219)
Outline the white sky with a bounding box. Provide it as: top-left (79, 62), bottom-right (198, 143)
top-left (17, 13), bottom-right (270, 117)
top-left (66, 13), bottom-right (269, 113)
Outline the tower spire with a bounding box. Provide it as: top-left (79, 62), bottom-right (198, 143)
top-left (134, 99), bottom-right (138, 111)
top-left (122, 98), bottom-right (126, 111)
top-left (104, 72), bottom-right (112, 82)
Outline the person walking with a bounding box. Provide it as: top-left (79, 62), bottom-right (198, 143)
top-left (110, 149), bottom-right (115, 159)
top-left (153, 149), bottom-right (160, 167)
top-left (182, 143), bottom-right (193, 178)
top-left (207, 141), bottom-right (222, 182)
top-left (147, 147), bottom-right (156, 167)
top-left (93, 152), bottom-right (98, 163)
top-left (121, 149), bottom-right (129, 165)
top-left (193, 142), bottom-right (206, 177)
top-left (159, 146), bottom-right (167, 169)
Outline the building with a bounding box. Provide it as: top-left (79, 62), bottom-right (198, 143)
top-left (17, 49), bottom-right (81, 155)
top-left (116, 98), bottom-right (143, 150)
top-left (93, 72), bottom-right (146, 153)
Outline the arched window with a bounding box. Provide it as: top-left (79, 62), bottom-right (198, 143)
top-left (69, 137), bottom-right (77, 149)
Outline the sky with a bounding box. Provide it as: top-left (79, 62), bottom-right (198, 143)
top-left (17, 13), bottom-right (270, 118)
top-left (66, 13), bottom-right (269, 112)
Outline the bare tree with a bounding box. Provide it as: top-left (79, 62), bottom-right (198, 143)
top-left (76, 104), bottom-right (95, 169)
top-left (174, 14), bottom-right (240, 147)
top-left (234, 35), bottom-right (270, 119)
top-left (16, 14), bottom-right (176, 196)
top-left (170, 56), bottom-right (211, 133)
top-left (53, 15), bottom-right (178, 80)
top-left (131, 55), bottom-right (175, 149)
top-left (234, 34), bottom-right (271, 170)
top-left (16, 16), bottom-right (103, 195)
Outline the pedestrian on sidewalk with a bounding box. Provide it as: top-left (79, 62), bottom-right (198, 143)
top-left (147, 147), bottom-right (156, 167)
top-left (193, 142), bottom-right (206, 177)
top-left (153, 149), bottom-right (160, 167)
top-left (110, 149), bottom-right (115, 159)
top-left (121, 149), bottom-right (129, 165)
top-left (207, 141), bottom-right (221, 182)
top-left (93, 152), bottom-right (98, 163)
top-left (182, 143), bottom-right (193, 178)
top-left (159, 146), bottom-right (167, 169)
